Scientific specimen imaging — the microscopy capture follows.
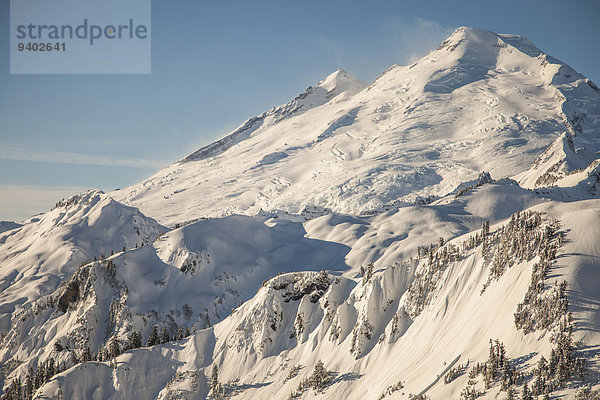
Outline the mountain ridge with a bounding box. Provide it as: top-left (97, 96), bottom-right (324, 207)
top-left (112, 27), bottom-right (600, 227)
top-left (1, 27), bottom-right (599, 400)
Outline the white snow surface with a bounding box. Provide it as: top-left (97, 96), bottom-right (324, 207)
top-left (113, 27), bottom-right (600, 227)
top-left (1, 27), bottom-right (600, 400)
top-left (0, 190), bottom-right (165, 333)
top-left (29, 193), bottom-right (600, 400)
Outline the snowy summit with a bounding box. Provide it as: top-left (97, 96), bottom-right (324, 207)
top-left (1, 27), bottom-right (600, 400)
top-left (114, 27), bottom-right (600, 227)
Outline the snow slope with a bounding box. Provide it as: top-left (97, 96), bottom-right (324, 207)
top-left (1, 27), bottom-right (600, 400)
top-left (0, 190), bottom-right (165, 333)
top-left (0, 181), bottom-right (536, 390)
top-left (28, 191), bottom-right (600, 400)
top-left (113, 27), bottom-right (600, 227)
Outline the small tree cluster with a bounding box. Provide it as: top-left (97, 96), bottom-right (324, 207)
top-left (210, 364), bottom-right (225, 400)
top-left (531, 315), bottom-right (585, 393)
top-left (406, 239), bottom-right (461, 318)
top-left (80, 345), bottom-right (92, 362)
top-left (284, 364), bottom-right (302, 382)
top-left (129, 331), bottom-right (143, 349)
top-left (575, 387), bottom-right (600, 400)
top-left (294, 313), bottom-right (304, 337)
top-left (444, 363), bottom-right (467, 384)
top-left (378, 380), bottom-right (404, 399)
top-left (513, 219), bottom-right (566, 333)
top-left (160, 327), bottom-right (171, 344)
top-left (482, 212), bottom-right (551, 292)
top-left (460, 377), bottom-right (482, 400)
top-left (520, 382), bottom-right (533, 400)
top-left (460, 339), bottom-right (520, 399)
top-left (289, 360), bottom-right (333, 398)
top-left (304, 360), bottom-right (332, 392)
top-left (360, 263), bottom-right (374, 285)
top-left (3, 357), bottom-right (65, 400)
top-left (109, 337), bottom-right (121, 359)
top-left (483, 339), bottom-right (520, 390)
top-left (349, 318), bottom-right (374, 356)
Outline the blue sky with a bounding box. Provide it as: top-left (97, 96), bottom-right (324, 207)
top-left (1, 0), bottom-right (599, 221)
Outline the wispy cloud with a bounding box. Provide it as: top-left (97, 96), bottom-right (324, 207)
top-left (381, 16), bottom-right (454, 64)
top-left (318, 35), bottom-right (346, 69)
top-left (315, 17), bottom-right (453, 82)
top-left (0, 185), bottom-right (89, 222)
top-left (0, 145), bottom-right (168, 168)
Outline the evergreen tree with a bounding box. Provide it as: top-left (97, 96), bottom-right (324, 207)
top-left (520, 382), bottom-right (533, 400)
top-left (25, 367), bottom-right (34, 399)
top-left (160, 327), bottom-right (170, 344)
top-left (147, 325), bottom-right (159, 346)
top-left (5, 378), bottom-right (23, 400)
top-left (109, 337), bottom-right (121, 359)
top-left (482, 220), bottom-right (490, 236)
top-left (81, 345), bottom-right (92, 362)
top-left (308, 360), bottom-right (331, 391)
top-left (70, 351), bottom-right (79, 366)
top-left (130, 331), bottom-right (142, 349)
top-left (211, 364), bottom-right (223, 398)
top-left (47, 358), bottom-right (56, 380)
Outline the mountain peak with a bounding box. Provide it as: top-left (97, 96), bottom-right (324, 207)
top-left (436, 27), bottom-right (507, 57)
top-left (447, 26), bottom-right (496, 41)
top-left (436, 26), bottom-right (546, 63)
top-left (116, 28), bottom-right (600, 226)
top-left (179, 69), bottom-right (365, 164)
top-left (317, 68), bottom-right (365, 95)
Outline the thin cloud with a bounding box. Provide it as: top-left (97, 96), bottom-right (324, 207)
top-left (318, 35), bottom-right (346, 69)
top-left (0, 145), bottom-right (168, 169)
top-left (382, 16), bottom-right (454, 64)
top-left (314, 17), bottom-right (453, 82)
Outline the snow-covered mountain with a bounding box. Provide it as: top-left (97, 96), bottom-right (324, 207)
top-left (0, 190), bottom-right (165, 332)
top-left (1, 27), bottom-right (600, 400)
top-left (113, 27), bottom-right (600, 228)
top-left (13, 184), bottom-right (600, 400)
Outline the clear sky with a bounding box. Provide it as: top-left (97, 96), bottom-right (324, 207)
top-left (1, 0), bottom-right (599, 221)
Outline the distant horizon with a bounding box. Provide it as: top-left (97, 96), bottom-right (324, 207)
top-left (1, 0), bottom-right (599, 221)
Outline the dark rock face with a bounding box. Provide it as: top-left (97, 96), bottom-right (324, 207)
top-left (58, 281), bottom-right (80, 313)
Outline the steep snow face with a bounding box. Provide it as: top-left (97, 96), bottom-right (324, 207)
top-left (180, 69), bottom-right (367, 163)
top-left (515, 132), bottom-right (596, 188)
top-left (0, 214), bottom-right (349, 387)
top-left (0, 181), bottom-right (553, 395)
top-left (0, 190), bottom-right (165, 333)
top-left (31, 196), bottom-right (600, 400)
top-left (113, 27), bottom-right (600, 227)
